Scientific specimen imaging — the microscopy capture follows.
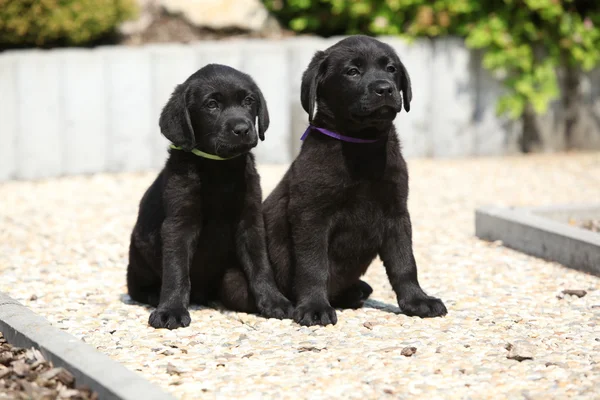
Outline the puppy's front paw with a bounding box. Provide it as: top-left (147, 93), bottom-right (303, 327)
top-left (399, 295), bottom-right (447, 318)
top-left (148, 307), bottom-right (191, 329)
top-left (293, 301), bottom-right (337, 326)
top-left (258, 295), bottom-right (294, 320)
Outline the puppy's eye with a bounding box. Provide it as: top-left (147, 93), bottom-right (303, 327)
top-left (346, 68), bottom-right (360, 77)
top-left (387, 65), bottom-right (397, 73)
top-left (243, 96), bottom-right (254, 106)
top-left (206, 100), bottom-right (218, 109)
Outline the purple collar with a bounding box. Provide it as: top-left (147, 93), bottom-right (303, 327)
top-left (300, 125), bottom-right (379, 144)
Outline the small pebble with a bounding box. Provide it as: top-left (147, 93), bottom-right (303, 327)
top-left (401, 347), bottom-right (417, 357)
top-left (166, 363), bottom-right (181, 376)
top-left (561, 289), bottom-right (587, 298)
top-left (506, 341), bottom-right (535, 362)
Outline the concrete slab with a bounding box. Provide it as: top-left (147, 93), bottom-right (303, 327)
top-left (61, 49), bottom-right (108, 175)
top-left (103, 47), bottom-right (154, 172)
top-left (475, 205), bottom-right (600, 276)
top-left (430, 38), bottom-right (477, 157)
top-left (0, 52), bottom-right (18, 180)
top-left (15, 51), bottom-right (63, 180)
top-left (241, 41), bottom-right (291, 164)
top-left (0, 291), bottom-right (175, 400)
top-left (472, 52), bottom-right (521, 156)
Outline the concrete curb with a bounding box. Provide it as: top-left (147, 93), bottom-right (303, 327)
top-left (0, 292), bottom-right (176, 400)
top-left (475, 205), bottom-right (600, 276)
top-left (3, 38), bottom-right (600, 181)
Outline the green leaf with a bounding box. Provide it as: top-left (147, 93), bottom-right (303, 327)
top-left (290, 17), bottom-right (309, 31)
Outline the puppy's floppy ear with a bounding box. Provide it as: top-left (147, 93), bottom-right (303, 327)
top-left (397, 60), bottom-right (413, 112)
top-left (301, 50), bottom-right (327, 123)
top-left (255, 85), bottom-right (270, 141)
top-left (159, 83), bottom-right (196, 151)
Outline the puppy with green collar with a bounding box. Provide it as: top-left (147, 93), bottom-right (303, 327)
top-left (126, 64), bottom-right (293, 329)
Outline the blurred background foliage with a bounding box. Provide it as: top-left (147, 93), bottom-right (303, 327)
top-left (265, 0), bottom-right (600, 125)
top-left (0, 0), bottom-right (598, 149)
top-left (0, 0), bottom-right (137, 47)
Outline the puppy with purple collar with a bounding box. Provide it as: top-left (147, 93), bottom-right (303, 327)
top-left (263, 35), bottom-right (448, 326)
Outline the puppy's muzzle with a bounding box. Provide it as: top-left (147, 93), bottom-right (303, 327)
top-left (226, 118), bottom-right (255, 139)
top-left (222, 117), bottom-right (258, 150)
top-left (371, 80), bottom-right (394, 98)
top-left (364, 79), bottom-right (402, 113)
top-left (231, 120), bottom-right (251, 137)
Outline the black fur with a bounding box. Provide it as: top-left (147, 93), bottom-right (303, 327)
top-left (127, 64), bottom-right (293, 329)
top-left (264, 35), bottom-right (447, 326)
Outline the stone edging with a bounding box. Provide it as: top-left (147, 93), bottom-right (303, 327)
top-left (0, 292), bottom-right (176, 400)
top-left (475, 205), bottom-right (600, 276)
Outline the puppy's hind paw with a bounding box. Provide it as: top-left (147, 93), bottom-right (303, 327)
top-left (399, 295), bottom-right (447, 318)
top-left (148, 307), bottom-right (191, 329)
top-left (357, 280), bottom-right (374, 299)
top-left (331, 280), bottom-right (374, 309)
top-left (258, 295), bottom-right (294, 320)
top-left (293, 302), bottom-right (338, 326)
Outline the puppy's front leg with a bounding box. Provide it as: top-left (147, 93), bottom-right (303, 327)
top-left (237, 210), bottom-right (294, 319)
top-left (380, 213), bottom-right (447, 318)
top-left (291, 217), bottom-right (337, 326)
top-left (148, 219), bottom-right (199, 329)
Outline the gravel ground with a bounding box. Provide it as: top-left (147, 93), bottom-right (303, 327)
top-left (1, 153), bottom-right (600, 399)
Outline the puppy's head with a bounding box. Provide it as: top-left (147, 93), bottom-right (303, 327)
top-left (301, 35), bottom-right (412, 130)
top-left (160, 64), bottom-right (269, 158)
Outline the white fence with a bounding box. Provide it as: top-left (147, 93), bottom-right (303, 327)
top-left (1, 36), bottom-right (599, 181)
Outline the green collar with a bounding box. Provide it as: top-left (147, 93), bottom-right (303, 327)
top-left (169, 144), bottom-right (239, 161)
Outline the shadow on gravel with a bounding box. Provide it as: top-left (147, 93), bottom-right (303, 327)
top-left (119, 293), bottom-right (409, 320)
top-left (118, 293), bottom-right (219, 312)
top-left (362, 299), bottom-right (402, 314)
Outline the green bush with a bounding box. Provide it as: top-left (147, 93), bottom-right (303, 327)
top-left (0, 0), bottom-right (138, 47)
top-left (265, 0), bottom-right (600, 122)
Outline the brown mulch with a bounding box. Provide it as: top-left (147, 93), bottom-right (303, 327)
top-left (579, 219), bottom-right (600, 233)
top-left (570, 218), bottom-right (600, 233)
top-left (0, 333), bottom-right (98, 400)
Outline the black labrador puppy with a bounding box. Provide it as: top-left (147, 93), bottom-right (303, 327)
top-left (127, 64), bottom-right (293, 329)
top-left (263, 35), bottom-right (448, 326)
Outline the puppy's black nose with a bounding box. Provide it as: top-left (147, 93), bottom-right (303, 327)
top-left (232, 122), bottom-right (250, 136)
top-left (373, 81), bottom-right (393, 97)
